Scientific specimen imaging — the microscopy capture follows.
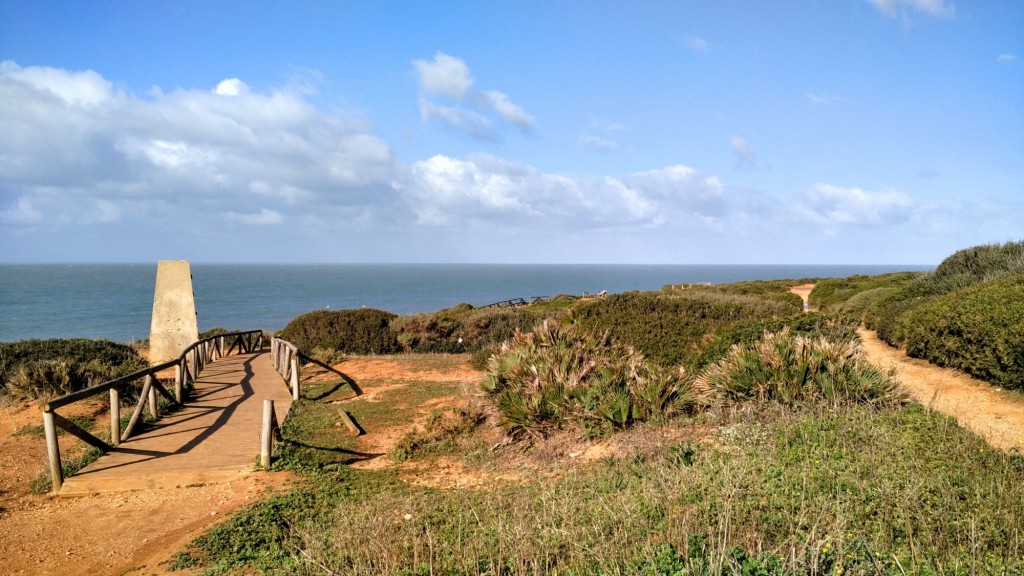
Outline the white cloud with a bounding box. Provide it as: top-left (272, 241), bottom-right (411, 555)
top-left (0, 61), bottom-right (399, 228)
top-left (869, 0), bottom-right (954, 19)
top-left (686, 37), bottom-right (710, 52)
top-left (997, 54), bottom-right (1017, 63)
top-left (0, 61), bottom-right (114, 106)
top-left (806, 93), bottom-right (836, 105)
top-left (226, 208), bottom-right (283, 225)
top-left (578, 134), bottom-right (618, 152)
top-left (579, 119), bottom-right (627, 152)
top-left (413, 52), bottom-right (534, 139)
top-left (794, 183), bottom-right (914, 229)
top-left (731, 136), bottom-right (757, 168)
top-left (401, 156), bottom-right (734, 229)
top-left (213, 78), bottom-right (248, 96)
top-left (419, 99), bottom-right (497, 141)
top-left (481, 90), bottom-right (534, 129)
top-left (413, 52), bottom-right (474, 99)
top-left (0, 197), bottom-right (43, 224)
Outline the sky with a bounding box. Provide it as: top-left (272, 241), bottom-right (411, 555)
top-left (0, 1), bottom-right (1021, 265)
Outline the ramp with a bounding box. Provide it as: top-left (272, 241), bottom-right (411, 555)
top-left (59, 352), bottom-right (292, 496)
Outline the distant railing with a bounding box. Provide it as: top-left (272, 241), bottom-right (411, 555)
top-left (40, 329), bottom-right (264, 493)
top-left (264, 337), bottom-right (365, 465)
top-left (483, 297), bottom-right (529, 309)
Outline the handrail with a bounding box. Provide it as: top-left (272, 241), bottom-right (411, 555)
top-left (270, 337), bottom-right (301, 401)
top-left (40, 329), bottom-right (264, 493)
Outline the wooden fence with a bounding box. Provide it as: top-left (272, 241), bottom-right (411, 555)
top-left (40, 330), bottom-right (264, 493)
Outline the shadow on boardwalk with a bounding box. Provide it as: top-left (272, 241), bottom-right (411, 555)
top-left (59, 351), bottom-right (294, 495)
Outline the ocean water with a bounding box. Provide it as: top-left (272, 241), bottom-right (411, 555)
top-left (0, 263), bottom-right (931, 343)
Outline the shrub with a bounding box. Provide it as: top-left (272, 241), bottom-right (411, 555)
top-left (689, 312), bottom-right (859, 371)
top-left (482, 320), bottom-right (695, 438)
top-left (932, 240), bottom-right (1024, 281)
top-left (0, 338), bottom-right (148, 399)
top-left (809, 272), bottom-right (921, 312)
top-left (391, 305), bottom-right (555, 354)
top-left (573, 291), bottom-right (799, 369)
top-left (695, 328), bottom-right (904, 407)
top-left (278, 309), bottom-right (400, 355)
top-left (900, 273), bottom-right (1024, 390)
top-left (864, 241), bottom-right (1024, 348)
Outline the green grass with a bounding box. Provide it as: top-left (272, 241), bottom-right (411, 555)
top-left (170, 265), bottom-right (1024, 575)
top-left (174, 394), bottom-right (1024, 575)
top-left (14, 414), bottom-right (95, 438)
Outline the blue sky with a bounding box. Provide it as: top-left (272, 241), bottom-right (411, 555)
top-left (1, 1), bottom-right (1021, 264)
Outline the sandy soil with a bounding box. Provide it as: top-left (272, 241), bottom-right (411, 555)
top-left (858, 328), bottom-right (1024, 453)
top-left (788, 283), bottom-right (815, 310)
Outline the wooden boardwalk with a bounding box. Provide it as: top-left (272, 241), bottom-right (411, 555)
top-left (59, 351), bottom-right (292, 496)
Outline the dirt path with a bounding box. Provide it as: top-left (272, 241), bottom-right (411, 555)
top-left (0, 398), bottom-right (296, 576)
top-left (858, 328), bottom-right (1024, 453)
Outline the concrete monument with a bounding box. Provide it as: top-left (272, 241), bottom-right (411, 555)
top-left (149, 260), bottom-right (199, 363)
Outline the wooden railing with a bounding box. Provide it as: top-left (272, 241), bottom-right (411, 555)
top-left (263, 337), bottom-right (303, 468)
top-left (269, 337), bottom-right (301, 401)
top-left (40, 329), bottom-right (264, 493)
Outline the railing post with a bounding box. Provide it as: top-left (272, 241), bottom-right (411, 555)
top-left (42, 410), bottom-right (63, 494)
top-left (175, 362), bottom-right (183, 402)
top-left (260, 399), bottom-right (274, 468)
top-left (146, 374), bottom-right (158, 419)
top-left (290, 354), bottom-right (300, 400)
top-left (110, 388), bottom-right (120, 447)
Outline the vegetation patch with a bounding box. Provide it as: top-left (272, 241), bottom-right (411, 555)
top-left (809, 271), bottom-right (921, 313)
top-left (899, 273), bottom-right (1024, 390)
top-left (281, 404), bottom-right (1023, 576)
top-left (391, 304), bottom-right (557, 354)
top-left (573, 291), bottom-right (799, 370)
top-left (278, 308), bottom-right (400, 355)
top-left (390, 404), bottom-right (487, 462)
top-left (695, 328), bottom-right (904, 407)
top-left (482, 320), bottom-right (695, 438)
top-left (0, 338), bottom-right (148, 399)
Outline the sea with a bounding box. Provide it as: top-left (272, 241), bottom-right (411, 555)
top-left (0, 263), bottom-right (932, 343)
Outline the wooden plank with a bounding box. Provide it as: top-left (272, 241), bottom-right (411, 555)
top-left (53, 412), bottom-right (112, 452)
top-left (120, 378), bottom-right (153, 442)
top-left (151, 379), bottom-right (178, 405)
top-left (338, 409), bottom-right (363, 436)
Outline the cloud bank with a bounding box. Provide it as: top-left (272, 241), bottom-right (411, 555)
top-left (869, 0), bottom-right (955, 19)
top-left (0, 61), bottom-right (945, 263)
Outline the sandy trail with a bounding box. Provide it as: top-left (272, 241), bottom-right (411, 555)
top-left (0, 397), bottom-right (296, 575)
top-left (858, 328), bottom-right (1024, 453)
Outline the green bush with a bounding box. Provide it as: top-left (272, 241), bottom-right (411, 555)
top-left (695, 328), bottom-right (904, 407)
top-left (932, 240), bottom-right (1024, 281)
top-left (865, 241), bottom-right (1024, 347)
top-left (809, 272), bottom-right (921, 312)
top-left (278, 309), bottom-right (400, 355)
top-left (482, 320), bottom-right (695, 438)
top-left (391, 305), bottom-right (555, 354)
top-left (573, 291), bottom-right (799, 370)
top-left (690, 312), bottom-right (860, 371)
top-left (900, 273), bottom-right (1024, 390)
top-left (831, 286), bottom-right (901, 318)
top-left (0, 339), bottom-right (148, 399)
